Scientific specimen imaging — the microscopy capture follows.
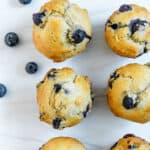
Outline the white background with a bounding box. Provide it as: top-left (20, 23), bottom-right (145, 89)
top-left (0, 0), bottom-right (150, 149)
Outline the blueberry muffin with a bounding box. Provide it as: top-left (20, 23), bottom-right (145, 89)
top-left (33, 0), bottom-right (92, 62)
top-left (105, 4), bottom-right (150, 58)
top-left (107, 63), bottom-right (150, 123)
top-left (37, 67), bottom-right (93, 129)
top-left (39, 137), bottom-right (86, 150)
top-left (111, 134), bottom-right (150, 150)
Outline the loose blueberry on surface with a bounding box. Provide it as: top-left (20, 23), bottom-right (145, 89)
top-left (52, 118), bottom-right (62, 129)
top-left (5, 32), bottom-right (19, 47)
top-left (19, 0), bottom-right (32, 4)
top-left (123, 134), bottom-right (135, 138)
top-left (0, 83), bottom-right (7, 98)
top-left (123, 96), bottom-right (136, 109)
top-left (71, 29), bottom-right (87, 44)
top-left (119, 4), bottom-right (132, 12)
top-left (110, 24), bottom-right (118, 30)
top-left (83, 105), bottom-right (90, 118)
top-left (33, 12), bottom-right (45, 26)
top-left (25, 62), bottom-right (38, 74)
top-left (54, 84), bottom-right (62, 93)
top-left (130, 19), bottom-right (148, 35)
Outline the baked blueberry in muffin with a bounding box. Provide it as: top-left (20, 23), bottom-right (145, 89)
top-left (111, 134), bottom-right (150, 150)
top-left (105, 4), bottom-right (150, 58)
top-left (33, 0), bottom-right (92, 62)
top-left (37, 67), bottom-right (93, 129)
top-left (107, 63), bottom-right (150, 123)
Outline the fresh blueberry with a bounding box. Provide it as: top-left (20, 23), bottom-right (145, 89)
top-left (0, 83), bottom-right (7, 98)
top-left (54, 84), bottom-right (62, 93)
top-left (119, 4), bottom-right (132, 12)
top-left (19, 0), bottom-right (32, 5)
top-left (52, 118), bottom-right (62, 129)
top-left (71, 29), bottom-right (87, 44)
top-left (123, 96), bottom-right (137, 109)
top-left (25, 62), bottom-right (38, 74)
top-left (5, 32), bottom-right (19, 47)
top-left (130, 19), bottom-right (148, 35)
top-left (33, 12), bottom-right (45, 26)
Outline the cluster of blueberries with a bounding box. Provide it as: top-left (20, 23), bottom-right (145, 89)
top-left (0, 0), bottom-right (37, 98)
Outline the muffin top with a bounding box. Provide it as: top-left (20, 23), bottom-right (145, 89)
top-left (111, 134), bottom-right (150, 150)
top-left (37, 67), bottom-right (93, 129)
top-left (107, 63), bottom-right (150, 123)
top-left (40, 137), bottom-right (86, 150)
top-left (33, 0), bottom-right (92, 62)
top-left (105, 4), bottom-right (150, 58)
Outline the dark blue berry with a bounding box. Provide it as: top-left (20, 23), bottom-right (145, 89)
top-left (5, 32), bottom-right (19, 47)
top-left (123, 134), bottom-right (135, 138)
top-left (109, 72), bottom-right (120, 88)
top-left (123, 96), bottom-right (136, 109)
top-left (52, 118), bottom-right (62, 129)
top-left (119, 4), bottom-right (132, 12)
top-left (83, 105), bottom-right (90, 118)
top-left (48, 69), bottom-right (57, 78)
top-left (19, 0), bottom-right (32, 5)
top-left (128, 145), bottom-right (138, 149)
top-left (0, 84), bottom-right (7, 98)
top-left (72, 29), bottom-right (87, 44)
top-left (130, 19), bottom-right (148, 35)
top-left (110, 24), bottom-right (118, 30)
top-left (25, 62), bottom-right (38, 74)
top-left (54, 84), bottom-right (62, 93)
top-left (33, 12), bottom-right (45, 26)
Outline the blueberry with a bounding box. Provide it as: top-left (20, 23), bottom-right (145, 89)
top-left (83, 105), bottom-right (90, 118)
top-left (110, 24), bottom-right (118, 30)
top-left (123, 134), bottom-right (135, 138)
top-left (48, 69), bottom-right (57, 78)
top-left (109, 71), bottom-right (120, 88)
top-left (128, 145), bottom-right (138, 149)
top-left (71, 29), bottom-right (87, 44)
top-left (110, 71), bottom-right (119, 79)
top-left (5, 32), bottom-right (19, 47)
top-left (119, 4), bottom-right (132, 12)
top-left (130, 19), bottom-right (148, 35)
top-left (19, 0), bottom-right (32, 4)
top-left (0, 83), bottom-right (7, 98)
top-left (25, 62), bottom-right (38, 74)
top-left (33, 12), bottom-right (45, 26)
top-left (123, 96), bottom-right (137, 109)
top-left (54, 84), bottom-right (62, 93)
top-left (52, 118), bottom-right (62, 129)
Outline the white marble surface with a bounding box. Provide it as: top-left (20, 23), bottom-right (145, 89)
top-left (0, 0), bottom-right (150, 149)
